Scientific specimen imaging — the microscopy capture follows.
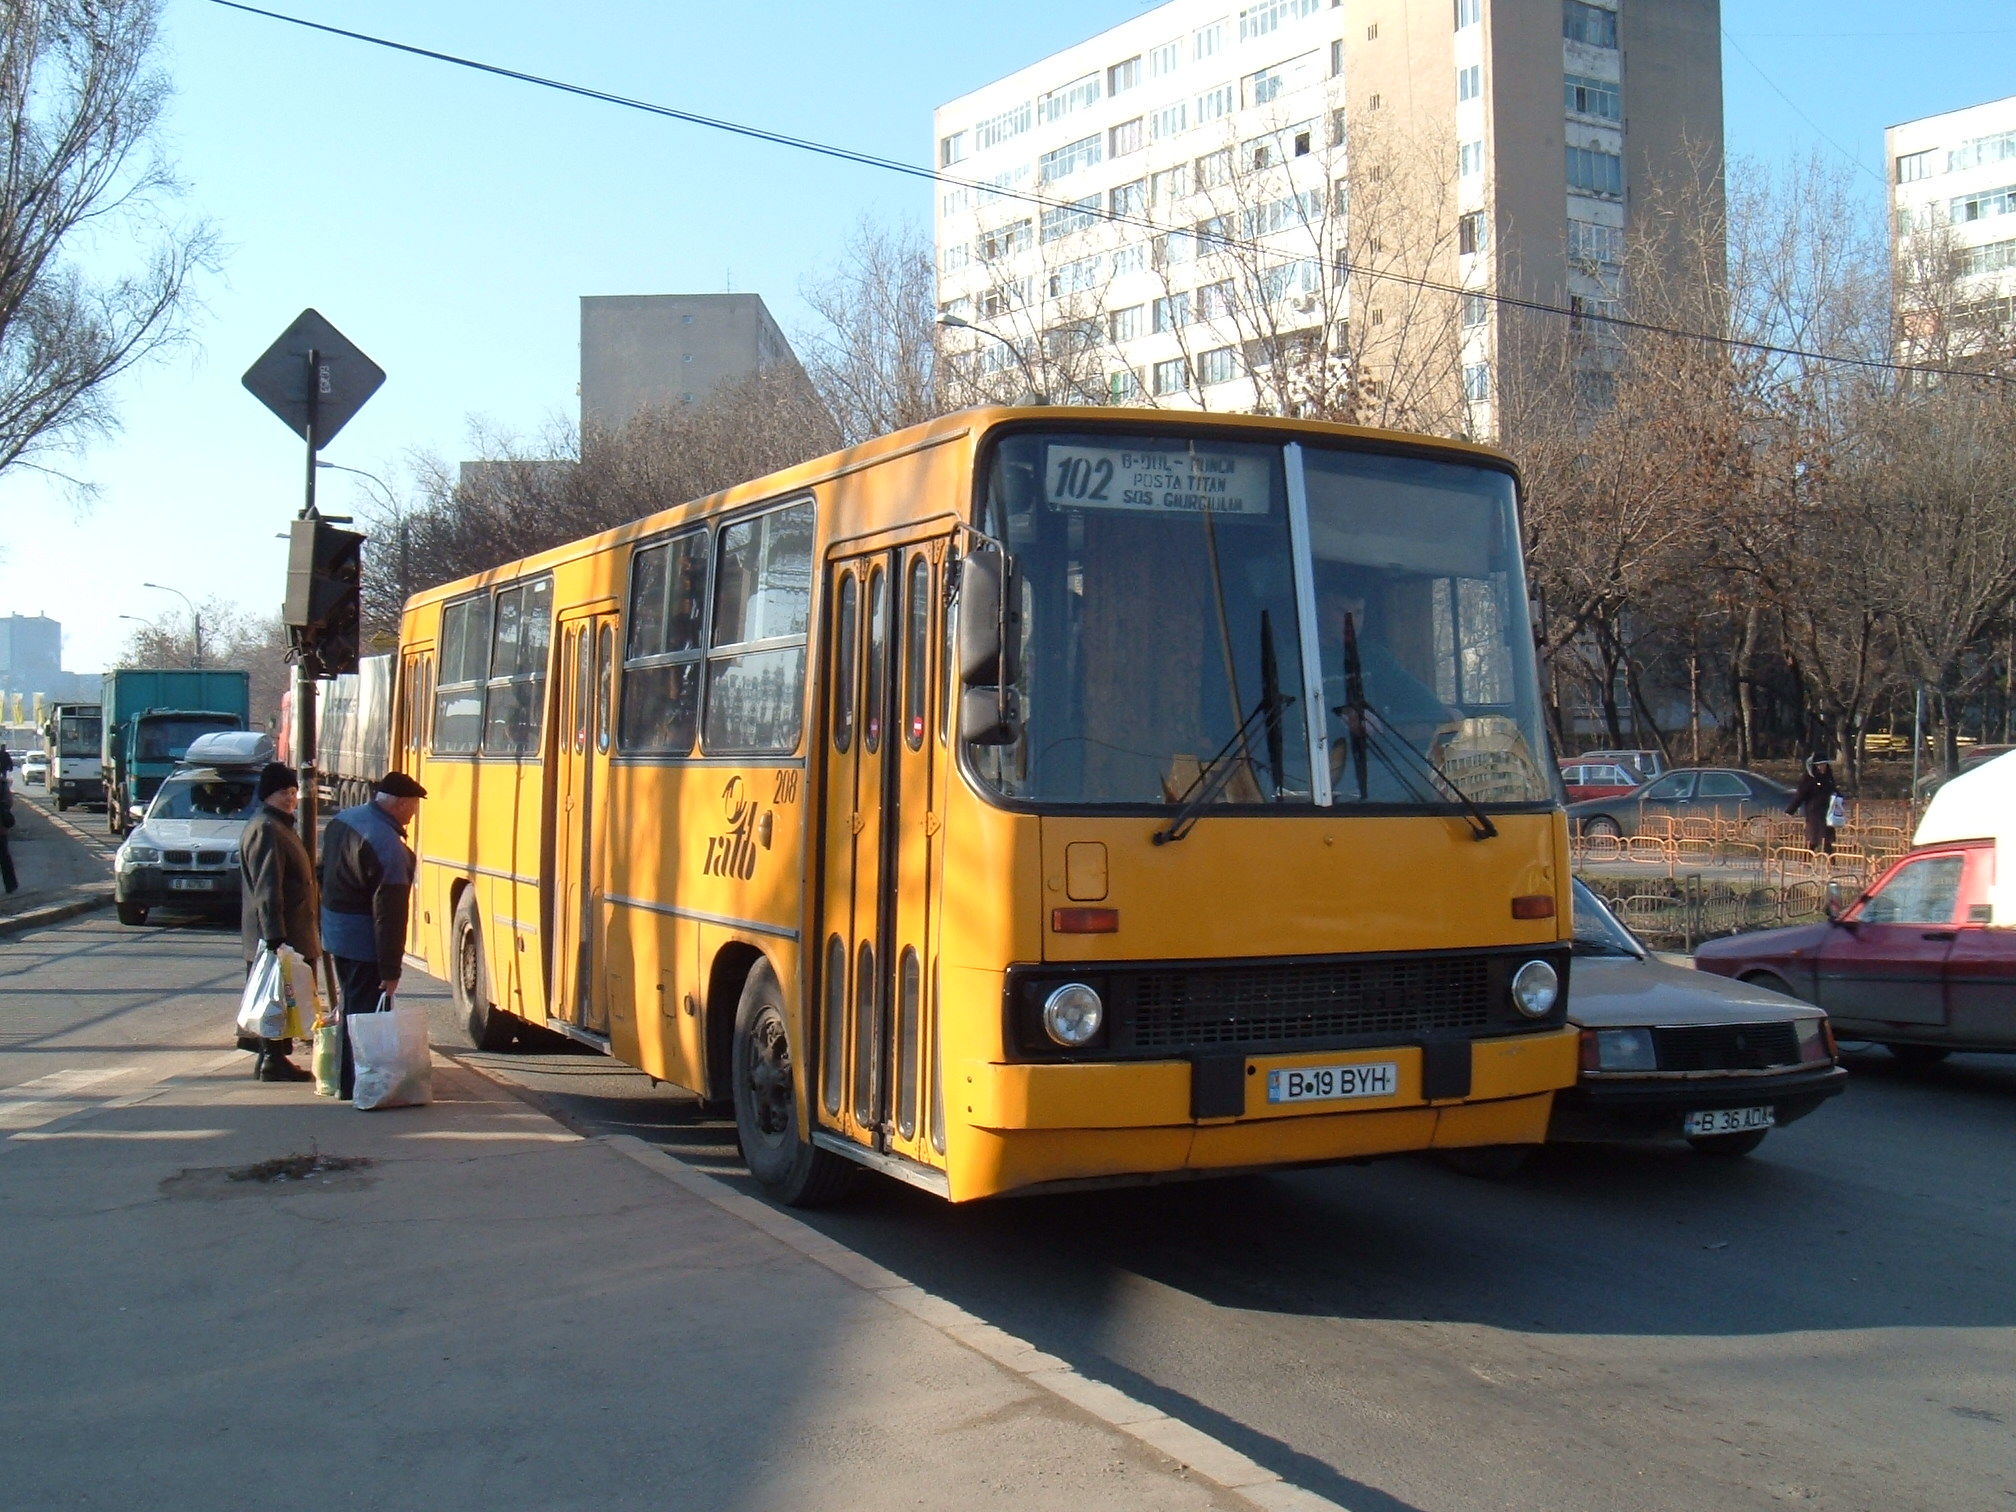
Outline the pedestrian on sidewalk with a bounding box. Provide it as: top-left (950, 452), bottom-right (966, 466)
top-left (320, 772), bottom-right (426, 1100)
top-left (239, 762), bottom-right (317, 1081)
top-left (1786, 755), bottom-right (1841, 855)
top-left (0, 777), bottom-right (18, 894)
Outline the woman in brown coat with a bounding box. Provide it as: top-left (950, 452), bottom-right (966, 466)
top-left (1785, 756), bottom-right (1840, 855)
top-left (239, 763), bottom-right (318, 1081)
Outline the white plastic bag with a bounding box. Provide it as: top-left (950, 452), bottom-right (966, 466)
top-left (1826, 793), bottom-right (1848, 828)
top-left (349, 992), bottom-right (433, 1111)
top-left (236, 946), bottom-right (287, 1042)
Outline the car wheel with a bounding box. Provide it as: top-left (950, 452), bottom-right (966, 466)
top-left (116, 900), bottom-right (148, 926)
top-left (1884, 1043), bottom-right (1951, 1070)
top-left (452, 893), bottom-right (517, 1051)
top-left (54, 796), bottom-right (67, 812)
top-left (732, 960), bottom-right (857, 1208)
top-left (1440, 1145), bottom-right (1533, 1179)
top-left (1582, 815), bottom-right (1622, 839)
top-left (1687, 1129), bottom-right (1768, 1157)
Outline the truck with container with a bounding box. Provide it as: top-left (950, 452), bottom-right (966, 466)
top-left (41, 702), bottom-right (103, 811)
top-left (276, 653), bottom-right (393, 808)
top-left (101, 669), bottom-right (251, 835)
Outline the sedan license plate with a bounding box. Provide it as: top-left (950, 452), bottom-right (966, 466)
top-left (1266, 1061), bottom-right (1399, 1105)
top-left (1682, 1105), bottom-right (1774, 1136)
top-left (168, 877), bottom-right (216, 892)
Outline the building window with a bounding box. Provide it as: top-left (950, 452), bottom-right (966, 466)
top-left (1245, 190), bottom-right (1323, 237)
top-left (1331, 38), bottom-right (1344, 76)
top-left (1567, 217), bottom-right (1623, 267)
top-left (1258, 259), bottom-right (1318, 301)
top-left (1038, 73), bottom-right (1101, 124)
top-left (1463, 362), bottom-right (1492, 401)
top-left (1367, 92), bottom-right (1381, 110)
top-left (1150, 38), bottom-right (1181, 76)
top-left (1110, 368), bottom-right (1141, 401)
top-left (1366, 23), bottom-right (1379, 40)
top-left (1196, 148), bottom-right (1234, 189)
top-left (1462, 293), bottom-right (1489, 327)
top-left (1963, 238), bottom-right (2016, 277)
top-left (1458, 210), bottom-right (1487, 255)
top-left (1040, 195), bottom-right (1102, 241)
top-left (1199, 279), bottom-right (1237, 319)
top-left (1110, 117), bottom-right (1145, 157)
top-left (1112, 243), bottom-right (1148, 275)
top-left (1457, 65), bottom-right (1481, 102)
top-left (1459, 140), bottom-right (1484, 177)
top-left (1153, 293), bottom-right (1192, 332)
top-left (1240, 0), bottom-right (1319, 42)
top-left (1562, 0), bottom-right (1617, 49)
top-left (1152, 357), bottom-right (1190, 396)
top-left (1196, 213), bottom-right (1230, 247)
top-left (1565, 73), bottom-right (1620, 120)
top-left (1566, 145), bottom-right (1623, 197)
top-left (1199, 346), bottom-right (1240, 385)
top-left (1894, 149), bottom-right (1935, 183)
top-left (1151, 164), bottom-right (1191, 202)
top-left (1197, 83), bottom-right (1235, 124)
top-left (1330, 108), bottom-right (1347, 147)
top-left (1949, 129), bottom-right (2016, 174)
top-left (939, 131), bottom-right (968, 167)
top-left (1109, 56), bottom-right (1142, 94)
top-left (1455, 0), bottom-right (1481, 26)
top-left (1111, 178), bottom-right (1148, 217)
top-left (1156, 230), bottom-right (1198, 267)
top-left (941, 244), bottom-right (969, 276)
top-left (1110, 304), bottom-right (1145, 342)
top-left (1152, 101), bottom-right (1190, 139)
top-left (976, 220), bottom-right (1032, 261)
top-left (1049, 255), bottom-right (1105, 298)
top-left (1194, 18), bottom-right (1228, 60)
top-left (1039, 134), bottom-right (1102, 183)
top-left (974, 102), bottom-right (1034, 151)
top-left (1570, 294), bottom-right (1623, 339)
top-left (1950, 185), bottom-right (2016, 224)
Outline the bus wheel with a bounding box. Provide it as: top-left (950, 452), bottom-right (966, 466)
top-left (453, 894), bottom-right (516, 1051)
top-left (732, 961), bottom-right (856, 1208)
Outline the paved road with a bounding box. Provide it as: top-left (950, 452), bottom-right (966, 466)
top-left (5, 882), bottom-right (2012, 1510)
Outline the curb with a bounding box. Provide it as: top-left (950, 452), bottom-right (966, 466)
top-left (0, 889), bottom-right (114, 937)
top-left (32, 800), bottom-right (117, 859)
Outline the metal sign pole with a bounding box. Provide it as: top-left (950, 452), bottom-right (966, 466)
top-left (296, 348), bottom-right (321, 872)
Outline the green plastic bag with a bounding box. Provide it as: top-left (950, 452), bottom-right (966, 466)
top-left (313, 1022), bottom-right (342, 1099)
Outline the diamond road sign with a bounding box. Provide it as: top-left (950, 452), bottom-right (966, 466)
top-left (241, 308), bottom-right (385, 450)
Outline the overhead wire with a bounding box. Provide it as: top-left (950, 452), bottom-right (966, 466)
top-left (205, 0), bottom-right (2014, 386)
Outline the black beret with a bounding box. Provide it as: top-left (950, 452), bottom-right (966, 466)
top-left (373, 771), bottom-right (428, 799)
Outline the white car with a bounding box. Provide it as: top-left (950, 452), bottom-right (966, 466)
top-left (20, 752), bottom-right (48, 787)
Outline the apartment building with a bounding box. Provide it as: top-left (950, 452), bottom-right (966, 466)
top-left (1889, 96), bottom-right (2016, 324)
top-left (932, 0), bottom-right (1721, 431)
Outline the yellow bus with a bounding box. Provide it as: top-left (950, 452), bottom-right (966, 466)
top-left (394, 407), bottom-right (1578, 1203)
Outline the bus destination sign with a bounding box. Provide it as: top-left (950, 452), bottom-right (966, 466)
top-left (1043, 443), bottom-right (1272, 516)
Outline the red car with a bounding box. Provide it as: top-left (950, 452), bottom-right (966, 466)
top-left (1557, 760), bottom-right (1640, 804)
top-left (1693, 839), bottom-right (2015, 1066)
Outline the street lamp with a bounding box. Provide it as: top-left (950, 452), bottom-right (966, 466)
top-left (938, 314), bottom-right (1048, 405)
top-left (140, 583), bottom-right (202, 670)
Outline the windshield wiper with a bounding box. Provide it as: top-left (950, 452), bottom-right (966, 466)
top-left (1335, 613), bottom-right (1498, 841)
top-left (1153, 685), bottom-right (1297, 845)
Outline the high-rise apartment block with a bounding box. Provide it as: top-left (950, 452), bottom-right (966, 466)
top-left (933, 0), bottom-right (1721, 429)
top-left (1889, 96), bottom-right (2016, 314)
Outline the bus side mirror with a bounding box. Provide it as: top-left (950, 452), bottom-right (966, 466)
top-left (960, 686), bottom-right (1022, 747)
top-left (957, 552), bottom-right (1020, 689)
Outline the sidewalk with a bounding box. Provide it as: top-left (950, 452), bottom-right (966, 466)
top-left (0, 792), bottom-right (111, 925)
top-left (0, 1046), bottom-right (1249, 1512)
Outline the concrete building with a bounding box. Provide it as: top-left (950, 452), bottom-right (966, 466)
top-left (1889, 96), bottom-right (2016, 323)
top-left (932, 0), bottom-right (1722, 430)
top-left (0, 614), bottom-right (95, 704)
top-left (578, 293), bottom-right (800, 434)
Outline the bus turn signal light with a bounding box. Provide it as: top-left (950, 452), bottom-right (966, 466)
top-left (1511, 895), bottom-right (1555, 919)
top-left (1051, 907), bottom-right (1119, 933)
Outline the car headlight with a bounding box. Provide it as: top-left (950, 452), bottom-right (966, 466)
top-left (225, 848), bottom-right (241, 866)
top-left (1511, 959), bottom-right (1560, 1018)
top-left (1041, 983), bottom-right (1104, 1048)
top-left (1593, 1027), bottom-right (1658, 1072)
top-left (1794, 1017), bottom-right (1835, 1065)
top-left (122, 845), bottom-right (161, 866)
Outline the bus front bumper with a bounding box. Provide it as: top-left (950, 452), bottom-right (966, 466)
top-left (951, 1028), bottom-right (1577, 1199)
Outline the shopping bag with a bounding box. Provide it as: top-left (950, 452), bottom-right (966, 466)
top-left (349, 992), bottom-right (433, 1111)
top-left (1826, 793), bottom-right (1848, 828)
top-left (273, 945), bottom-right (321, 1042)
top-left (235, 946), bottom-right (288, 1043)
top-left (312, 1022), bottom-right (343, 1098)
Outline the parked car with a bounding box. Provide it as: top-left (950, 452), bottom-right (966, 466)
top-left (1696, 751), bottom-right (2016, 1064)
top-left (1576, 748), bottom-right (1667, 784)
top-left (1912, 742), bottom-right (2016, 802)
top-left (1558, 760), bottom-right (1640, 803)
top-left (111, 732), bottom-right (275, 927)
top-left (1568, 767), bottom-right (1795, 839)
top-left (20, 751), bottom-right (47, 787)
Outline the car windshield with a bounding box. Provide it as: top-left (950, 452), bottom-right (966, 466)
top-left (136, 718), bottom-right (238, 762)
top-left (1571, 881), bottom-right (1643, 957)
top-left (972, 429), bottom-right (1553, 810)
top-left (148, 775), bottom-right (259, 821)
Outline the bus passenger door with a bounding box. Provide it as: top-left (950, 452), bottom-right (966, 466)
top-left (551, 616), bottom-right (614, 1036)
top-left (398, 650), bottom-right (432, 959)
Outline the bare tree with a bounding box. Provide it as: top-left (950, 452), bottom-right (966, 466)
top-left (0, 0), bottom-right (213, 482)
top-left (114, 601), bottom-right (292, 729)
top-left (799, 220), bottom-right (954, 441)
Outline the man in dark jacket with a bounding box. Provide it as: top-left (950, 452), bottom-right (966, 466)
top-left (239, 762), bottom-right (317, 1081)
top-left (321, 771), bottom-right (426, 1098)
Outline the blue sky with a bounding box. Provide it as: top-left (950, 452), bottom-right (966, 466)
top-left (2, 0), bottom-right (2010, 672)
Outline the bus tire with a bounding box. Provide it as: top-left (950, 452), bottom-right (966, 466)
top-left (732, 961), bottom-right (856, 1208)
top-left (453, 893), bottom-right (517, 1051)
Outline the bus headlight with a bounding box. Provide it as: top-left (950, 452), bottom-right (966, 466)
top-left (1511, 959), bottom-right (1559, 1018)
top-left (1042, 983), bottom-right (1104, 1047)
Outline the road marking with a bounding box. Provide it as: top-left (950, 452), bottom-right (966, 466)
top-left (0, 1067), bottom-right (137, 1130)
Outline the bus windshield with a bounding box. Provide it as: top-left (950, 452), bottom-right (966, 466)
top-left (57, 715), bottom-right (100, 756)
top-left (975, 429), bottom-right (1551, 810)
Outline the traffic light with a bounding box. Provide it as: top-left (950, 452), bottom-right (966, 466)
top-left (285, 518), bottom-right (365, 677)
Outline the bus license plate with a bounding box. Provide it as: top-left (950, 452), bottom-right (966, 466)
top-left (1266, 1062), bottom-right (1398, 1105)
top-left (1682, 1106), bottom-right (1774, 1136)
top-left (169, 877), bottom-right (215, 891)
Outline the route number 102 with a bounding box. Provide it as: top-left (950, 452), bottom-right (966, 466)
top-left (1052, 455), bottom-right (1113, 502)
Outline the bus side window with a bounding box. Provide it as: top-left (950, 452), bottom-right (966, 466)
top-left (864, 565), bottom-right (887, 754)
top-left (904, 555), bottom-right (929, 750)
top-left (833, 573), bottom-right (858, 753)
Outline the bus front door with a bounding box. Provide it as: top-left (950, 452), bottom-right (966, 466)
top-left (397, 650), bottom-right (431, 960)
top-left (551, 615), bottom-right (615, 1037)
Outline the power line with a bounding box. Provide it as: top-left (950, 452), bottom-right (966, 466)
top-left (1720, 28), bottom-right (1887, 188)
top-left (206, 0), bottom-right (2012, 386)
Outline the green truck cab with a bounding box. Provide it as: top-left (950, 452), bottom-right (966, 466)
top-left (101, 670), bottom-right (252, 836)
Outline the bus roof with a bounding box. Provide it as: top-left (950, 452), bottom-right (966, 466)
top-left (400, 406), bottom-right (1518, 617)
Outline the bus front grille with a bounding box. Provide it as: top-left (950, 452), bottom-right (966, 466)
top-left (1124, 957), bottom-right (1495, 1050)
